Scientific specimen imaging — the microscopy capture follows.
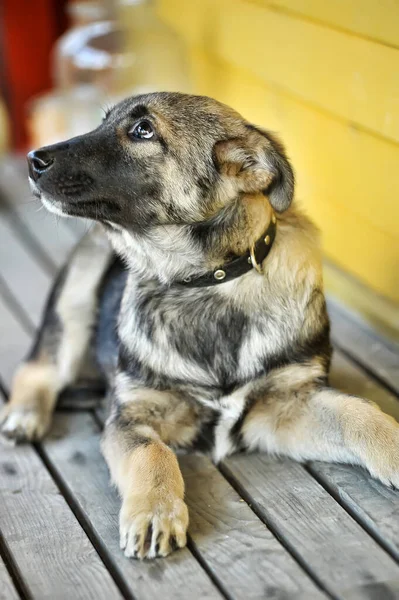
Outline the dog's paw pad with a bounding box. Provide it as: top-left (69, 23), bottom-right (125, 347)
top-left (120, 496), bottom-right (188, 560)
top-left (0, 408), bottom-right (49, 442)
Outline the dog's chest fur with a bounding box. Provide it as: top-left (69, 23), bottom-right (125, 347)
top-left (100, 258), bottom-right (328, 404)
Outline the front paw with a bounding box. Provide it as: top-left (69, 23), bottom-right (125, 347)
top-left (0, 406), bottom-right (50, 443)
top-left (363, 422), bottom-right (399, 489)
top-left (119, 492), bottom-right (189, 559)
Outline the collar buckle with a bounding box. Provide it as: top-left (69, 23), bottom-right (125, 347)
top-left (178, 212), bottom-right (277, 288)
top-left (249, 244), bottom-right (263, 274)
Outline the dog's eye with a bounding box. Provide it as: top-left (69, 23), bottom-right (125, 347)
top-left (129, 120), bottom-right (154, 140)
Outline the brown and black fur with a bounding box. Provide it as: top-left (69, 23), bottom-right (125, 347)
top-left (2, 92), bottom-right (399, 560)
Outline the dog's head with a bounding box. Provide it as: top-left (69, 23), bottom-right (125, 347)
top-left (29, 92), bottom-right (294, 223)
top-left (29, 93), bottom-right (294, 278)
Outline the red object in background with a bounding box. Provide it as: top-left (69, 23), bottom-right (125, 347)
top-left (0, 0), bottom-right (68, 150)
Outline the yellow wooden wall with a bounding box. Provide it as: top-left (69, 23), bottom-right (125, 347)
top-left (157, 0), bottom-right (399, 303)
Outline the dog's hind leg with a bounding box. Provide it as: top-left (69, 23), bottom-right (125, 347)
top-left (239, 363), bottom-right (399, 488)
top-left (0, 225), bottom-right (113, 442)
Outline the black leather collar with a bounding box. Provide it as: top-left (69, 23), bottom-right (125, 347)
top-left (178, 213), bottom-right (277, 288)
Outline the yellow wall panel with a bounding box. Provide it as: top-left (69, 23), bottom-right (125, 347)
top-left (189, 47), bottom-right (399, 301)
top-left (157, 0), bottom-right (399, 302)
top-left (189, 48), bottom-right (399, 233)
top-left (267, 0), bottom-right (399, 48)
top-left (159, 0), bottom-right (399, 144)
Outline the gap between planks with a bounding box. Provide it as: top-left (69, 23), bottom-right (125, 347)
top-left (0, 304), bottom-right (226, 599)
top-left (0, 391), bottom-right (124, 600)
top-left (2, 171), bottom-right (399, 596)
top-left (0, 535), bottom-right (28, 600)
top-left (0, 257), bottom-right (324, 599)
top-left (219, 456), bottom-right (399, 599)
top-left (44, 410), bottom-right (325, 600)
top-left (327, 298), bottom-right (399, 398)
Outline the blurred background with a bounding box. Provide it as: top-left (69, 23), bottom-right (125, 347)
top-left (0, 0), bottom-right (398, 341)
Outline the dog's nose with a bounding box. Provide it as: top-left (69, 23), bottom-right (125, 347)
top-left (27, 149), bottom-right (54, 181)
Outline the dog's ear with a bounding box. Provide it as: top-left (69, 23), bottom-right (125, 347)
top-left (214, 126), bottom-right (294, 212)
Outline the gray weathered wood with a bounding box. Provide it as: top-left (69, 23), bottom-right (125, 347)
top-left (0, 262), bottom-right (220, 600)
top-left (0, 557), bottom-right (19, 600)
top-left (309, 461), bottom-right (399, 562)
top-left (0, 397), bottom-right (122, 600)
top-left (181, 454), bottom-right (325, 599)
top-left (221, 454), bottom-right (399, 599)
top-left (42, 411), bottom-right (223, 600)
top-left (0, 210), bottom-right (51, 326)
top-left (0, 160), bottom-right (78, 271)
top-left (328, 298), bottom-right (399, 395)
top-left (331, 349), bottom-right (399, 421)
top-left (3, 153), bottom-right (399, 600)
top-left (0, 294), bottom-right (31, 388)
top-left (313, 349), bottom-right (399, 563)
top-left (340, 579), bottom-right (399, 600)
top-left (1, 197), bottom-right (76, 274)
top-left (0, 281), bottom-right (100, 411)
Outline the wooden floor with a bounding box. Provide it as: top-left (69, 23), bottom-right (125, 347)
top-left (1, 159), bottom-right (399, 600)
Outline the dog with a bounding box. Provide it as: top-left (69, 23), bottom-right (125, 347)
top-left (1, 92), bottom-right (398, 560)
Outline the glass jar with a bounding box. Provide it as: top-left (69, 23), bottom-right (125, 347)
top-left (28, 1), bottom-right (117, 147)
top-left (27, 0), bottom-right (191, 148)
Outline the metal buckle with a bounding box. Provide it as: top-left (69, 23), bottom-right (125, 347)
top-left (249, 245), bottom-right (263, 274)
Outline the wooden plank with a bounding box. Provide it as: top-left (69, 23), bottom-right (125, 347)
top-left (0, 558), bottom-right (19, 600)
top-left (329, 299), bottom-right (399, 395)
top-left (159, 0), bottom-right (399, 144)
top-left (42, 411), bottom-right (224, 600)
top-left (0, 210), bottom-right (52, 326)
top-left (331, 349), bottom-right (399, 421)
top-left (0, 160), bottom-right (79, 270)
top-left (309, 461), bottom-right (399, 564)
top-left (0, 294), bottom-right (31, 389)
top-left (0, 396), bottom-right (122, 600)
top-left (0, 157), bottom-right (90, 247)
top-left (268, 0), bottom-right (399, 49)
top-left (305, 349), bottom-right (399, 564)
top-left (181, 454), bottom-right (325, 599)
top-left (342, 580), bottom-right (399, 600)
top-left (0, 258), bottom-right (220, 598)
top-left (221, 454), bottom-right (399, 598)
top-left (324, 261), bottom-right (399, 344)
top-left (0, 278), bottom-right (101, 410)
top-left (5, 203), bottom-right (76, 273)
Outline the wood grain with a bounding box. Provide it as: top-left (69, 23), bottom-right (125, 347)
top-left (310, 344), bottom-right (399, 564)
top-left (2, 153), bottom-right (399, 599)
top-left (0, 209), bottom-right (51, 326)
top-left (181, 454), bottom-right (325, 599)
top-left (0, 396), bottom-right (122, 600)
top-left (0, 294), bottom-right (31, 388)
top-left (221, 454), bottom-right (399, 598)
top-left (42, 411), bottom-right (223, 600)
top-left (331, 349), bottom-right (399, 421)
top-left (0, 160), bottom-right (78, 271)
top-left (0, 557), bottom-right (19, 600)
top-left (328, 299), bottom-right (399, 395)
top-left (309, 460), bottom-right (399, 562)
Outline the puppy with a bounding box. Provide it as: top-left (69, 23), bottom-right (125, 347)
top-left (1, 93), bottom-right (399, 560)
